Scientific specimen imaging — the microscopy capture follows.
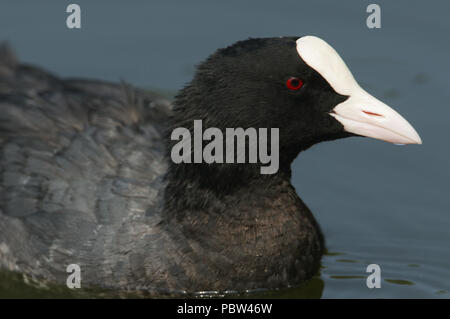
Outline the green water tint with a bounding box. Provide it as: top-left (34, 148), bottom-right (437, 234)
top-left (382, 88), bottom-right (401, 99)
top-left (0, 270), bottom-right (126, 299)
top-left (412, 73), bottom-right (430, 84)
top-left (0, 269), bottom-right (324, 299)
top-left (234, 276), bottom-right (324, 299)
top-left (335, 259), bottom-right (358, 263)
top-left (144, 87), bottom-right (176, 100)
top-left (330, 275), bottom-right (365, 280)
top-left (324, 251), bottom-right (345, 257)
top-left (384, 279), bottom-right (415, 286)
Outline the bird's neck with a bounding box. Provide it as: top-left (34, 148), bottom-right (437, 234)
top-left (162, 161), bottom-right (292, 219)
top-left (162, 91), bottom-right (304, 220)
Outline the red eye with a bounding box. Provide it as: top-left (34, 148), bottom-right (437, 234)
top-left (286, 77), bottom-right (304, 90)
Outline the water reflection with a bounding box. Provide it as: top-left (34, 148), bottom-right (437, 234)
top-left (0, 269), bottom-right (325, 299)
top-left (385, 279), bottom-right (415, 286)
top-left (330, 275), bottom-right (365, 280)
top-left (320, 237), bottom-right (450, 298)
top-left (412, 73), bottom-right (430, 84)
top-left (242, 276), bottom-right (324, 299)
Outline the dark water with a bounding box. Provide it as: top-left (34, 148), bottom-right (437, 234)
top-left (0, 1), bottom-right (449, 298)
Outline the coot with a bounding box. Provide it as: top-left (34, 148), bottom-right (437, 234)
top-left (0, 36), bottom-right (421, 294)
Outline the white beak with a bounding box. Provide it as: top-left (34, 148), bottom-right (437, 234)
top-left (297, 36), bottom-right (422, 145)
top-left (329, 88), bottom-right (422, 145)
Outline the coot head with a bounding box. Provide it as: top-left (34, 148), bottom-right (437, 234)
top-left (170, 36), bottom-right (421, 179)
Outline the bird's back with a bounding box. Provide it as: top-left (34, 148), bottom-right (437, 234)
top-left (0, 45), bottom-right (172, 289)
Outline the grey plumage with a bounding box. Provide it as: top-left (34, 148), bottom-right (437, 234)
top-left (0, 45), bottom-right (176, 292)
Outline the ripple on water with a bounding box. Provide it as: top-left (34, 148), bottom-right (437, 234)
top-left (319, 236), bottom-right (450, 298)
